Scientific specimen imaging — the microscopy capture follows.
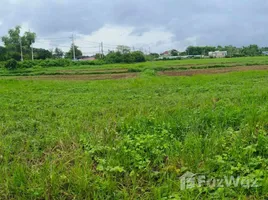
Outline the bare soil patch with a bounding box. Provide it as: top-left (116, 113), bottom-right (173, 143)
top-left (56, 68), bottom-right (128, 74)
top-left (159, 65), bottom-right (268, 76)
top-left (17, 73), bottom-right (137, 81)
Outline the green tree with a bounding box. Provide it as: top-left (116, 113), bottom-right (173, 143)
top-left (35, 48), bottom-right (53, 60)
top-left (95, 53), bottom-right (103, 60)
top-left (65, 45), bottom-right (82, 59)
top-left (241, 45), bottom-right (261, 56)
top-left (1, 26), bottom-right (36, 60)
top-left (5, 59), bottom-right (18, 70)
top-left (0, 46), bottom-right (7, 61)
top-left (171, 49), bottom-right (178, 56)
top-left (132, 51), bottom-right (146, 62)
top-left (53, 48), bottom-right (64, 59)
top-left (105, 51), bottom-right (123, 63)
top-left (116, 45), bottom-right (131, 54)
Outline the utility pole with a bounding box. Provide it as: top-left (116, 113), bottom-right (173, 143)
top-left (19, 37), bottom-right (23, 61)
top-left (72, 34), bottom-right (76, 60)
top-left (101, 42), bottom-right (104, 58)
top-left (31, 42), bottom-right (34, 61)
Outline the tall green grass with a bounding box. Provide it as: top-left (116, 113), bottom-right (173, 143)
top-left (0, 71), bottom-right (267, 199)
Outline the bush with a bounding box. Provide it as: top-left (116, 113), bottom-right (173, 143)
top-left (0, 61), bottom-right (6, 68)
top-left (39, 59), bottom-right (72, 67)
top-left (78, 60), bottom-right (106, 66)
top-left (5, 59), bottom-right (18, 70)
top-left (132, 51), bottom-right (146, 62)
top-left (105, 51), bottom-right (146, 64)
top-left (128, 68), bottom-right (142, 72)
top-left (141, 69), bottom-right (156, 77)
top-left (18, 60), bottom-right (37, 68)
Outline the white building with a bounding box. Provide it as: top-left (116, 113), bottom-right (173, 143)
top-left (208, 51), bottom-right (228, 58)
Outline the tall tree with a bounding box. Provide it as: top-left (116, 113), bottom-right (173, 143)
top-left (241, 45), bottom-right (261, 56)
top-left (116, 45), bottom-right (131, 54)
top-left (0, 46), bottom-right (7, 61)
top-left (53, 48), bottom-right (64, 59)
top-left (1, 26), bottom-right (36, 60)
top-left (65, 45), bottom-right (82, 59)
top-left (171, 49), bottom-right (179, 56)
top-left (35, 48), bottom-right (53, 60)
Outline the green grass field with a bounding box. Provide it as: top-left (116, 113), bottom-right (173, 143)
top-left (0, 58), bottom-right (268, 199)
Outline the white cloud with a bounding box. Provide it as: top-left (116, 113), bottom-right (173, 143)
top-left (75, 25), bottom-right (175, 54)
top-left (2, 0), bottom-right (268, 51)
top-left (33, 24), bottom-right (177, 55)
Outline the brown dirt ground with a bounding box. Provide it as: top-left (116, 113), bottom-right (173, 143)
top-left (12, 65), bottom-right (268, 81)
top-left (159, 65), bottom-right (268, 76)
top-left (16, 73), bottom-right (137, 81)
top-left (55, 68), bottom-right (128, 73)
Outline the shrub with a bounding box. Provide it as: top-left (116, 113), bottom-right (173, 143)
top-left (18, 60), bottom-right (37, 68)
top-left (5, 59), bottom-right (18, 70)
top-left (141, 69), bottom-right (156, 77)
top-left (39, 59), bottom-right (72, 67)
top-left (128, 68), bottom-right (142, 72)
top-left (0, 61), bottom-right (6, 68)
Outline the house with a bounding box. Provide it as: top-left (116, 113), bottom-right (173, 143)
top-left (161, 51), bottom-right (171, 57)
top-left (262, 51), bottom-right (268, 56)
top-left (208, 51), bottom-right (227, 58)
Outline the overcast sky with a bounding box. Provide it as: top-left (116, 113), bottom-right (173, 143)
top-left (1, 0), bottom-right (268, 54)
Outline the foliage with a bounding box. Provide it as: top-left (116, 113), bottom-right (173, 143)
top-left (241, 45), bottom-right (262, 56)
top-left (186, 46), bottom-right (217, 55)
top-left (65, 45), bottom-right (83, 59)
top-left (5, 59), bottom-right (18, 70)
top-left (1, 26), bottom-right (36, 61)
top-left (34, 48), bottom-right (53, 60)
top-left (0, 71), bottom-right (267, 199)
top-left (116, 45), bottom-right (131, 54)
top-left (0, 46), bottom-right (7, 61)
top-left (182, 45), bottom-right (266, 57)
top-left (131, 51), bottom-right (146, 62)
top-left (170, 49), bottom-right (179, 56)
top-left (105, 50), bottom-right (146, 64)
top-left (52, 48), bottom-right (64, 59)
top-left (1, 56), bottom-right (268, 76)
top-left (146, 53), bottom-right (160, 61)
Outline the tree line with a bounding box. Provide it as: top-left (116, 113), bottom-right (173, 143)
top-left (181, 45), bottom-right (268, 57)
top-left (0, 26), bottom-right (82, 61)
top-left (0, 26), bottom-right (146, 64)
top-left (1, 26), bottom-right (268, 64)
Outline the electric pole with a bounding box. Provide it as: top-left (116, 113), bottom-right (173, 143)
top-left (19, 37), bottom-right (23, 61)
top-left (72, 34), bottom-right (76, 60)
top-left (31, 42), bottom-right (34, 61)
top-left (101, 42), bottom-right (104, 58)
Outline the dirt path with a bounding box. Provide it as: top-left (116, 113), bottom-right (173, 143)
top-left (11, 65), bottom-right (268, 81)
top-left (56, 68), bottom-right (128, 74)
top-left (159, 65), bottom-right (268, 76)
top-left (16, 73), bottom-right (137, 81)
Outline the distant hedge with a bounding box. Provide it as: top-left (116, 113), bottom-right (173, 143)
top-left (5, 59), bottom-right (107, 69)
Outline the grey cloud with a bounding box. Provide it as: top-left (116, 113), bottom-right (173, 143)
top-left (1, 0), bottom-right (268, 49)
